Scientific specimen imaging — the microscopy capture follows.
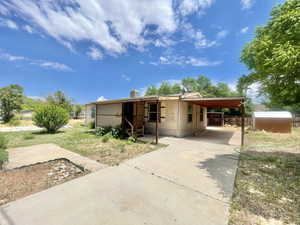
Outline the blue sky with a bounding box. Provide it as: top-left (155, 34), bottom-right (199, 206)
top-left (0, 0), bottom-right (284, 103)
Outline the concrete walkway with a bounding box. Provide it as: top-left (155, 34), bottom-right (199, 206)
top-left (0, 130), bottom-right (239, 225)
top-left (5, 144), bottom-right (106, 172)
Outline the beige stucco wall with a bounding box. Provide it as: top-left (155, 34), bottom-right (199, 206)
top-left (145, 100), bottom-right (207, 137)
top-left (177, 101), bottom-right (207, 137)
top-left (145, 100), bottom-right (180, 136)
top-left (96, 103), bottom-right (122, 127)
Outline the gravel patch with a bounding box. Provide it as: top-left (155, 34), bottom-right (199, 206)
top-left (0, 159), bottom-right (88, 206)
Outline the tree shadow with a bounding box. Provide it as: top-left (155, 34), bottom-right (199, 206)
top-left (197, 153), bottom-right (239, 199)
top-left (31, 130), bottom-right (66, 135)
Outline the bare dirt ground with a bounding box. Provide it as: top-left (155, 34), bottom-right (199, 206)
top-left (0, 159), bottom-right (88, 206)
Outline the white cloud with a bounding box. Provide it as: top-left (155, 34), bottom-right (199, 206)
top-left (1, 0), bottom-right (177, 55)
top-left (241, 27), bottom-right (249, 34)
top-left (0, 19), bottom-right (18, 29)
top-left (34, 61), bottom-right (73, 72)
top-left (0, 52), bottom-right (25, 61)
top-left (154, 55), bottom-right (222, 67)
top-left (23, 25), bottom-right (34, 33)
top-left (87, 47), bottom-right (103, 60)
top-left (121, 74), bottom-right (131, 82)
top-left (216, 30), bottom-right (229, 39)
top-left (179, 0), bottom-right (214, 16)
top-left (0, 50), bottom-right (72, 72)
top-left (97, 96), bottom-right (107, 101)
top-left (241, 0), bottom-right (254, 9)
top-left (182, 23), bottom-right (217, 48)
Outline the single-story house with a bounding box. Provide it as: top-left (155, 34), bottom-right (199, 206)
top-left (86, 91), bottom-right (246, 143)
top-left (252, 111), bottom-right (293, 133)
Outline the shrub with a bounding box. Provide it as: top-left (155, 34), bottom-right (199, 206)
top-left (33, 105), bottom-right (69, 133)
top-left (128, 136), bottom-right (137, 143)
top-left (88, 121), bottom-right (95, 129)
top-left (111, 126), bottom-right (122, 139)
top-left (95, 126), bottom-right (111, 136)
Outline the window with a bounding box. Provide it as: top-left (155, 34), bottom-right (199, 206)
top-left (91, 106), bottom-right (96, 119)
top-left (148, 103), bottom-right (160, 122)
top-left (200, 108), bottom-right (204, 122)
top-left (187, 104), bottom-right (193, 122)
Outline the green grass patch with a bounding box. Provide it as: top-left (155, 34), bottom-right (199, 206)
top-left (1, 126), bottom-right (165, 166)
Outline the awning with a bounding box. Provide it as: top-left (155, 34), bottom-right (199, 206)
top-left (182, 97), bottom-right (245, 109)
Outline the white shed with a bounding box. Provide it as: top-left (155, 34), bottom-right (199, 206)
top-left (253, 111), bottom-right (293, 133)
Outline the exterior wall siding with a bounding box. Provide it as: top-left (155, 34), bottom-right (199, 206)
top-left (145, 100), bottom-right (207, 137)
top-left (92, 100), bottom-right (208, 137)
top-left (96, 103), bottom-right (122, 127)
top-left (144, 100), bottom-right (180, 136)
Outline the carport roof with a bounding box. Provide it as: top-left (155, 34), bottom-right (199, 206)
top-left (182, 97), bottom-right (245, 109)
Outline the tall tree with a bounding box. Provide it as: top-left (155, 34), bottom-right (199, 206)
top-left (145, 85), bottom-right (158, 96)
top-left (241, 0), bottom-right (300, 112)
top-left (158, 82), bottom-right (173, 95)
top-left (0, 84), bottom-right (24, 122)
top-left (46, 90), bottom-right (73, 113)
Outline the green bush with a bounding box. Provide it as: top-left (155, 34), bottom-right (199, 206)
top-left (128, 136), bottom-right (137, 143)
top-left (33, 105), bottom-right (69, 133)
top-left (95, 126), bottom-right (122, 139)
top-left (111, 126), bottom-right (122, 139)
top-left (88, 121), bottom-right (95, 129)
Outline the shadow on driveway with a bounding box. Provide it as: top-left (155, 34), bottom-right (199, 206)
top-left (197, 153), bottom-right (239, 199)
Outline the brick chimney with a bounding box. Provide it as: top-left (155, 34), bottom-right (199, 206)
top-left (130, 90), bottom-right (140, 98)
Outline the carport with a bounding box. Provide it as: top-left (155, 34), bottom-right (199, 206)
top-left (182, 97), bottom-right (246, 146)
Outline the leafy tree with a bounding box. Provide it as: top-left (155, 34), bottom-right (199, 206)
top-left (158, 82), bottom-right (173, 95)
top-left (172, 84), bottom-right (182, 94)
top-left (182, 77), bottom-right (198, 92)
top-left (145, 85), bottom-right (158, 96)
top-left (33, 105), bottom-right (69, 133)
top-left (240, 0), bottom-right (300, 112)
top-left (74, 105), bottom-right (83, 119)
top-left (213, 83), bottom-right (235, 97)
top-left (0, 84), bottom-right (24, 123)
top-left (46, 90), bottom-right (73, 113)
top-left (22, 96), bottom-right (45, 111)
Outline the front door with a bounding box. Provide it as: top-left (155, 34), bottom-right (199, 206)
top-left (133, 102), bottom-right (145, 128)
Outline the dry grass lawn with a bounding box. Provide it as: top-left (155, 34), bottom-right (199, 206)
top-left (229, 128), bottom-right (300, 225)
top-left (1, 121), bottom-right (165, 166)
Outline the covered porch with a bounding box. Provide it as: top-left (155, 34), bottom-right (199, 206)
top-left (182, 97), bottom-right (245, 146)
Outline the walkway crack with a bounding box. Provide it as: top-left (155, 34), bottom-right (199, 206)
top-left (123, 163), bottom-right (230, 205)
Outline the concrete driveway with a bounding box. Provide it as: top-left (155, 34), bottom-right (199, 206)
top-left (0, 129), bottom-right (239, 225)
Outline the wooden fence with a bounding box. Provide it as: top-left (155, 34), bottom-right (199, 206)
top-left (293, 115), bottom-right (300, 127)
top-left (224, 116), bottom-right (252, 127)
top-left (222, 115), bottom-right (300, 128)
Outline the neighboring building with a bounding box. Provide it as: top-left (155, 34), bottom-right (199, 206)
top-left (19, 110), bottom-right (34, 120)
top-left (86, 91), bottom-right (245, 138)
top-left (252, 111), bottom-right (293, 133)
top-left (85, 104), bottom-right (96, 125)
